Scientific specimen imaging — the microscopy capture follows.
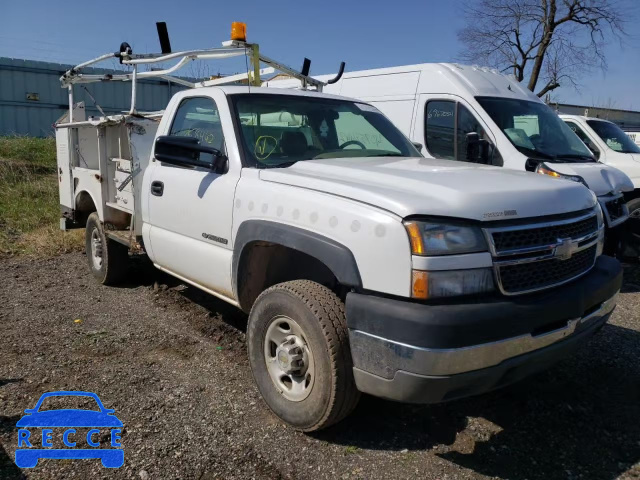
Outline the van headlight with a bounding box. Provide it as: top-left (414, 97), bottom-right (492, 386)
top-left (536, 163), bottom-right (587, 187)
top-left (404, 221), bottom-right (487, 256)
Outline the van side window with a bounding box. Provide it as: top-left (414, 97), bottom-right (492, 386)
top-left (169, 97), bottom-right (225, 163)
top-left (564, 121), bottom-right (600, 158)
top-left (425, 100), bottom-right (490, 163)
top-left (457, 104), bottom-right (488, 163)
top-left (425, 101), bottom-right (455, 159)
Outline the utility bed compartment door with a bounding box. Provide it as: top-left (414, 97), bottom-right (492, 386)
top-left (56, 128), bottom-right (74, 209)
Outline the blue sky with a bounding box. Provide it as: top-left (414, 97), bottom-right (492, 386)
top-left (2, 0), bottom-right (638, 109)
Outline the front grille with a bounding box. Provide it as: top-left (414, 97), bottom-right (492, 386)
top-left (498, 245), bottom-right (597, 294)
top-left (486, 211), bottom-right (600, 295)
top-left (605, 197), bottom-right (626, 222)
top-left (492, 216), bottom-right (597, 251)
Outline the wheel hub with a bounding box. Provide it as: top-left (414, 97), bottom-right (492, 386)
top-left (264, 316), bottom-right (315, 402)
top-left (275, 337), bottom-right (306, 375)
top-left (90, 228), bottom-right (103, 270)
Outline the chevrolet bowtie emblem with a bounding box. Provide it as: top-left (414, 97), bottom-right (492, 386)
top-left (554, 237), bottom-right (578, 260)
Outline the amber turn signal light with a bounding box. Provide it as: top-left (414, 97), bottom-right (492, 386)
top-left (412, 270), bottom-right (428, 299)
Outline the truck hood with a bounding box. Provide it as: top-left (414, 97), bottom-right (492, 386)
top-left (550, 162), bottom-right (633, 196)
top-left (259, 157), bottom-right (596, 221)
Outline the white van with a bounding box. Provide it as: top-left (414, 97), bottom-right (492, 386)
top-left (560, 115), bottom-right (640, 219)
top-left (269, 64), bottom-right (634, 236)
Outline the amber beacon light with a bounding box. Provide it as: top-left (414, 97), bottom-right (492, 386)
top-left (231, 22), bottom-right (247, 42)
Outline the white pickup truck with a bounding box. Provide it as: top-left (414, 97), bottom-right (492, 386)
top-left (56, 30), bottom-right (622, 431)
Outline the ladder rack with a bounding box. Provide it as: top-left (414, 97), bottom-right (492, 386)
top-left (59, 25), bottom-right (345, 121)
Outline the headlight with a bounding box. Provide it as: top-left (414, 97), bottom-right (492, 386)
top-left (404, 221), bottom-right (487, 256)
top-left (412, 269), bottom-right (495, 299)
top-left (536, 163), bottom-right (587, 186)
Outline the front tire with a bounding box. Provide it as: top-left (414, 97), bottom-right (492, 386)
top-left (247, 280), bottom-right (360, 431)
top-left (85, 212), bottom-right (128, 285)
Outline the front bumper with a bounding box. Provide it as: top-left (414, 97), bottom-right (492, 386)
top-left (346, 255), bottom-right (622, 404)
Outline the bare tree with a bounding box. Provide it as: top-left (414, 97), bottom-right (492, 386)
top-left (457, 0), bottom-right (628, 97)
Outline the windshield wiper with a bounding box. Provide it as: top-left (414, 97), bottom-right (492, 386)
top-left (272, 161), bottom-right (299, 168)
top-left (514, 146), bottom-right (556, 160)
top-left (555, 154), bottom-right (596, 163)
top-left (365, 152), bottom-right (406, 157)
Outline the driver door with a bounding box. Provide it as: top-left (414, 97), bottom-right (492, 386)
top-left (146, 95), bottom-right (239, 299)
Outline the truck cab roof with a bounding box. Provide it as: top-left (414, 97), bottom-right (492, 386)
top-left (195, 85), bottom-right (357, 103)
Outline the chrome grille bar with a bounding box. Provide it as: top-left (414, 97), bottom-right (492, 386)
top-left (483, 208), bottom-right (601, 296)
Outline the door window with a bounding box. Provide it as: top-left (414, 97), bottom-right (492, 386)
top-left (425, 100), bottom-right (491, 163)
top-left (564, 121), bottom-right (600, 158)
top-left (425, 100), bottom-right (455, 159)
top-left (457, 104), bottom-right (488, 163)
top-left (169, 97), bottom-right (225, 163)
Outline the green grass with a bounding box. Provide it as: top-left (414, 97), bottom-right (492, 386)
top-left (0, 136), bottom-right (83, 257)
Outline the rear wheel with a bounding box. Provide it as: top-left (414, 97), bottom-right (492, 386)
top-left (247, 280), bottom-right (360, 431)
top-left (85, 212), bottom-right (128, 285)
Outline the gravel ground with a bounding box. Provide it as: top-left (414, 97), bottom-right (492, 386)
top-left (0, 252), bottom-right (639, 480)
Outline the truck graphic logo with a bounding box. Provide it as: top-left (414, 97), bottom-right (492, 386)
top-left (15, 391), bottom-right (124, 468)
top-left (553, 237), bottom-right (578, 260)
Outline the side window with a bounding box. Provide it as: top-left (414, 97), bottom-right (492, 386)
top-left (564, 121), bottom-right (600, 158)
top-left (169, 97), bottom-right (225, 162)
top-left (425, 100), bottom-right (455, 159)
top-left (457, 104), bottom-right (487, 163)
top-left (425, 100), bottom-right (489, 163)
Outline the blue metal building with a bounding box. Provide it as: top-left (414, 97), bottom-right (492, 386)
top-left (0, 57), bottom-right (189, 137)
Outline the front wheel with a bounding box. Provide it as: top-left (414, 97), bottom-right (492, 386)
top-left (85, 212), bottom-right (128, 285)
top-left (247, 280), bottom-right (360, 431)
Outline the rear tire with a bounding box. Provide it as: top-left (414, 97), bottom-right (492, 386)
top-left (247, 280), bottom-right (360, 431)
top-left (85, 212), bottom-right (128, 285)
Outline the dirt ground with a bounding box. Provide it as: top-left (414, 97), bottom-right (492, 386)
top-left (1, 252), bottom-right (639, 480)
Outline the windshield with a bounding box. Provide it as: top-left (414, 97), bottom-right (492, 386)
top-left (587, 120), bottom-right (640, 154)
top-left (476, 97), bottom-right (595, 162)
top-left (38, 395), bottom-right (100, 412)
top-left (232, 94), bottom-right (420, 167)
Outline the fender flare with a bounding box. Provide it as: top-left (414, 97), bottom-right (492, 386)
top-left (74, 189), bottom-right (98, 213)
top-left (232, 220), bottom-right (362, 297)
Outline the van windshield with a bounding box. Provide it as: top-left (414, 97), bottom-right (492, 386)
top-left (587, 120), bottom-right (640, 154)
top-left (476, 97), bottom-right (595, 163)
top-left (231, 94), bottom-right (420, 168)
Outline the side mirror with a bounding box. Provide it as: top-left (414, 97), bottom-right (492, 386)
top-left (154, 136), bottom-right (228, 173)
top-left (465, 132), bottom-right (492, 164)
top-left (525, 158), bottom-right (541, 172)
top-left (412, 141), bottom-right (423, 152)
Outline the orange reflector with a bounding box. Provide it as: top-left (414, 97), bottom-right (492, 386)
top-left (405, 222), bottom-right (425, 255)
top-left (231, 22), bottom-right (247, 42)
top-left (412, 270), bottom-right (428, 299)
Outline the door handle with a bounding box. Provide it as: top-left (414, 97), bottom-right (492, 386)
top-left (151, 181), bottom-right (164, 196)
